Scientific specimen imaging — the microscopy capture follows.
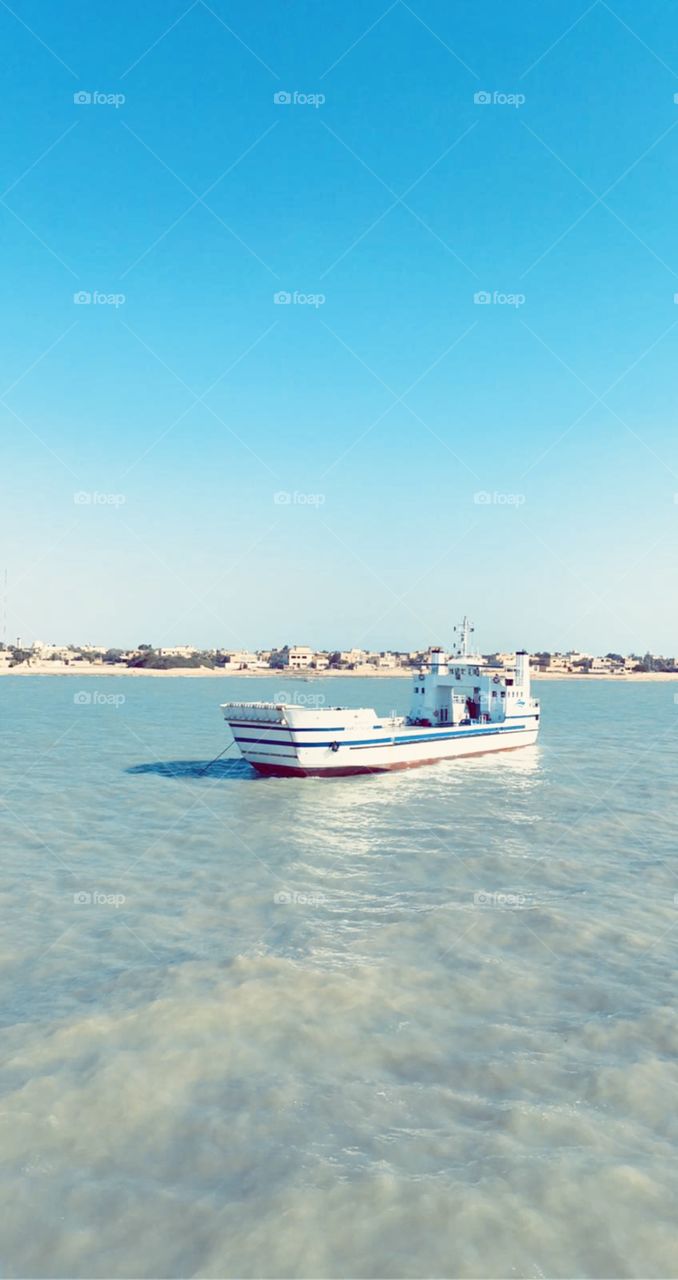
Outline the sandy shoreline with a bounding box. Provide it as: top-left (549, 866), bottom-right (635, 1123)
top-left (1, 662), bottom-right (677, 682)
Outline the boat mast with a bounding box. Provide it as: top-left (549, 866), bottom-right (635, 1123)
top-left (453, 616), bottom-right (474, 658)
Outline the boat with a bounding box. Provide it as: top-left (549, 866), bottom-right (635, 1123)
top-left (220, 618), bottom-right (540, 778)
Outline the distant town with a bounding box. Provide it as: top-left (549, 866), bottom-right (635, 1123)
top-left (2, 641), bottom-right (677, 675)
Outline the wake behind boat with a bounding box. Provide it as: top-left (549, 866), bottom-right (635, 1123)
top-left (220, 618), bottom-right (540, 778)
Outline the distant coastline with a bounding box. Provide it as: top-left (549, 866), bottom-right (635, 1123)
top-left (2, 661), bottom-right (678, 682)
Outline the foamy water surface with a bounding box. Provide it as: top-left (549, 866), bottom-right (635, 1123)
top-left (1, 675), bottom-right (677, 1278)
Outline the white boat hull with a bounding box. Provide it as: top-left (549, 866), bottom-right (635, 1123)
top-left (221, 703), bottom-right (540, 777)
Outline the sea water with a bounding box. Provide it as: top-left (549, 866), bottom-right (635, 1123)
top-left (1, 675), bottom-right (677, 1278)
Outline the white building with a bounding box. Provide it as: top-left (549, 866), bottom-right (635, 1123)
top-left (288, 645), bottom-right (314, 669)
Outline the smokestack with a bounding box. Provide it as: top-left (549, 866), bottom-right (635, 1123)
top-left (429, 647), bottom-right (446, 673)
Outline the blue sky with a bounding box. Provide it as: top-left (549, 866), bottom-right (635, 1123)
top-left (2, 0), bottom-right (678, 654)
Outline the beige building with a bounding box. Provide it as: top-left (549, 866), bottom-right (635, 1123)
top-left (288, 645), bottom-right (314, 669)
top-left (486, 651), bottom-right (514, 668)
top-left (341, 648), bottom-right (367, 665)
top-left (372, 652), bottom-right (398, 668)
top-left (34, 644), bottom-right (72, 661)
top-left (225, 650), bottom-right (261, 668)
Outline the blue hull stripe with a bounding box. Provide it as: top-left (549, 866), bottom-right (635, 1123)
top-left (234, 723), bottom-right (529, 749)
top-left (226, 721), bottom-right (348, 733)
top-left (228, 714), bottom-right (537, 736)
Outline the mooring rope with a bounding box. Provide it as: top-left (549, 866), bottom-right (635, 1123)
top-left (199, 738), bottom-right (237, 775)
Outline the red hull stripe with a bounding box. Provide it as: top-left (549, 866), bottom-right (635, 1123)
top-left (251, 741), bottom-right (533, 778)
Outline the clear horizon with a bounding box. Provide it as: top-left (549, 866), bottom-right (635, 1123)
top-left (3, 1), bottom-right (678, 653)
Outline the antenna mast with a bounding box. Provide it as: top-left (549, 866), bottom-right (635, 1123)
top-left (453, 616), bottom-right (475, 657)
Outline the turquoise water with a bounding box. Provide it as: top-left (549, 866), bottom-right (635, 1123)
top-left (1, 674), bottom-right (678, 1279)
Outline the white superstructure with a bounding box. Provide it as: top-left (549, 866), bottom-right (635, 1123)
top-left (221, 618), bottom-right (540, 777)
